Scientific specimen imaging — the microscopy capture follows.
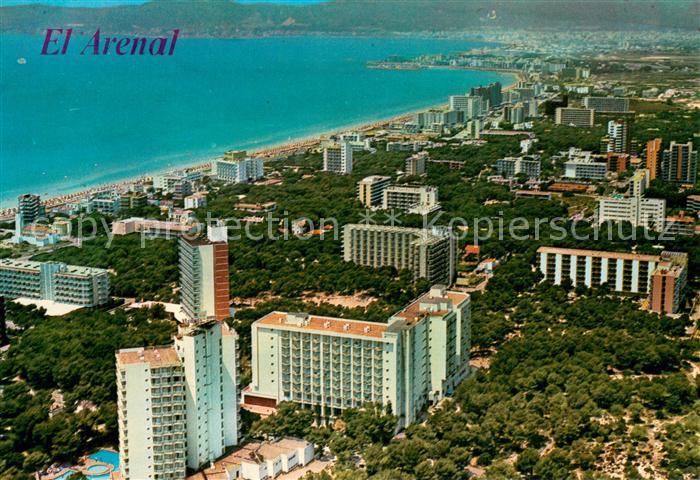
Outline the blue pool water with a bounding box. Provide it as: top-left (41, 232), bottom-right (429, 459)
top-left (53, 471), bottom-right (74, 480)
top-left (0, 35), bottom-right (511, 206)
top-left (89, 449), bottom-right (120, 471)
top-left (87, 465), bottom-right (109, 473)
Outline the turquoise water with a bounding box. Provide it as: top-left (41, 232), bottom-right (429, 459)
top-left (87, 465), bottom-right (109, 473)
top-left (0, 35), bottom-right (510, 207)
top-left (89, 449), bottom-right (119, 471)
top-left (53, 471), bottom-right (74, 480)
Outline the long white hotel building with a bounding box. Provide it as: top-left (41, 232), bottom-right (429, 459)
top-left (243, 285), bottom-right (471, 429)
top-left (0, 259), bottom-right (110, 306)
top-left (538, 246), bottom-right (661, 293)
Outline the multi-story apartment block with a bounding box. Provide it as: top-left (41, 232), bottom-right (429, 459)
top-left (555, 107), bottom-right (594, 127)
top-left (0, 259), bottom-right (110, 306)
top-left (212, 156), bottom-right (265, 184)
top-left (179, 229), bottom-right (231, 322)
top-left (382, 185), bottom-right (440, 215)
top-left (243, 285), bottom-right (471, 429)
top-left (664, 213), bottom-right (695, 238)
top-left (661, 141), bottom-right (697, 185)
top-left (537, 247), bottom-right (687, 314)
top-left (117, 346), bottom-right (188, 480)
top-left (174, 320), bottom-right (239, 470)
top-left (323, 142), bottom-right (353, 174)
top-left (357, 175), bottom-right (391, 208)
top-left (649, 251), bottom-right (688, 314)
top-left (342, 224), bottom-right (455, 284)
top-left (583, 96), bottom-right (630, 113)
top-left (13, 194), bottom-right (45, 243)
top-left (120, 192), bottom-right (148, 210)
top-left (470, 82), bottom-right (502, 110)
top-left (687, 195), bottom-right (700, 213)
top-left (495, 155), bottom-right (541, 179)
top-left (405, 152), bottom-right (427, 176)
top-left (606, 152), bottom-right (629, 174)
top-left (153, 170), bottom-right (201, 198)
top-left (17, 193), bottom-right (41, 224)
top-left (596, 195), bottom-right (666, 231)
top-left (630, 169), bottom-right (650, 198)
top-left (646, 138), bottom-right (662, 180)
top-left (89, 192), bottom-right (123, 216)
top-left (563, 153), bottom-right (607, 180)
top-left (606, 120), bottom-right (629, 153)
top-left (117, 320), bottom-right (240, 479)
top-left (448, 95), bottom-right (482, 120)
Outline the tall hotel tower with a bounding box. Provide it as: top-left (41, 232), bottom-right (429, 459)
top-left (117, 224), bottom-right (238, 479)
top-left (179, 224), bottom-right (231, 321)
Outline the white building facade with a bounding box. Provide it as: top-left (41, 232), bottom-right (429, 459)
top-left (244, 285), bottom-right (471, 429)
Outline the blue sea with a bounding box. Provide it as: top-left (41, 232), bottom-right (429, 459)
top-left (0, 35), bottom-right (511, 207)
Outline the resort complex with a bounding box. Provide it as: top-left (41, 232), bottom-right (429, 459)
top-left (0, 259), bottom-right (110, 307)
top-left (243, 285), bottom-right (471, 429)
top-left (1, 8), bottom-right (699, 480)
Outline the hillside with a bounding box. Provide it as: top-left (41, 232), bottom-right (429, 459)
top-left (1, 0), bottom-right (698, 38)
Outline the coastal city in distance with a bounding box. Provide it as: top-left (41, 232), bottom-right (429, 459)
top-left (0, 1), bottom-right (699, 480)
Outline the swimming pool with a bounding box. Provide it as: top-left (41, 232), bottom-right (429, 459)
top-left (52, 471), bottom-right (74, 480)
top-left (88, 449), bottom-right (119, 472)
top-left (87, 465), bottom-right (109, 474)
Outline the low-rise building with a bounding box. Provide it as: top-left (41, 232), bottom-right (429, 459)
top-left (0, 259), bottom-right (110, 306)
top-left (243, 285), bottom-right (471, 430)
top-left (184, 192), bottom-right (208, 209)
top-left (112, 217), bottom-right (196, 238)
top-left (187, 438), bottom-right (314, 480)
top-left (234, 202), bottom-right (277, 213)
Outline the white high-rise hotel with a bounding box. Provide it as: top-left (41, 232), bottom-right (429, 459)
top-left (117, 227), bottom-right (239, 479)
top-left (243, 285), bottom-right (471, 430)
top-left (323, 142), bottom-right (353, 174)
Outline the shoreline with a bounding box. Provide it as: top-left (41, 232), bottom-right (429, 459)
top-left (0, 70), bottom-right (518, 219)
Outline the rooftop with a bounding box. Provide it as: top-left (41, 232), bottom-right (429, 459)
top-left (187, 438), bottom-right (312, 478)
top-left (256, 312), bottom-right (388, 339)
top-left (0, 259), bottom-right (107, 276)
top-left (537, 246), bottom-right (662, 262)
top-left (359, 175), bottom-right (391, 184)
top-left (116, 346), bottom-right (180, 367)
top-left (391, 286), bottom-right (469, 326)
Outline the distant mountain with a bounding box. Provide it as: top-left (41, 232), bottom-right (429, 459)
top-left (1, 0), bottom-right (697, 37)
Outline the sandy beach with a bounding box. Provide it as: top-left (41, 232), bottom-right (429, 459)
top-left (0, 70), bottom-right (518, 221)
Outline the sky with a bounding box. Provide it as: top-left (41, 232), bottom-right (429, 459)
top-left (1, 0), bottom-right (328, 6)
